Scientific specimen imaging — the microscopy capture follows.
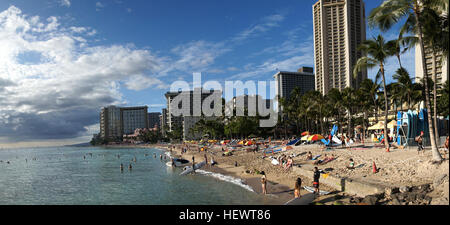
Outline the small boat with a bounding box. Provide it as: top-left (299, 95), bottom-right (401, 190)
top-left (166, 158), bottom-right (190, 167)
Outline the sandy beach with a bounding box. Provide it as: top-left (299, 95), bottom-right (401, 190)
top-left (148, 141), bottom-right (449, 205)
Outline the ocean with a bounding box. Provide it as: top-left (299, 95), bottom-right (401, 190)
top-left (0, 146), bottom-right (273, 205)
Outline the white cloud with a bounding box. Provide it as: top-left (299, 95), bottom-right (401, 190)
top-left (96, 2), bottom-right (105, 11)
top-left (0, 6), bottom-right (166, 142)
top-left (124, 75), bottom-right (168, 91)
top-left (232, 13), bottom-right (285, 42)
top-left (60, 0), bottom-right (71, 7)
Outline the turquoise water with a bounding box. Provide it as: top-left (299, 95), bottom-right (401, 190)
top-left (0, 146), bottom-right (273, 205)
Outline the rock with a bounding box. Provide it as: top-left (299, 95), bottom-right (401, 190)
top-left (416, 193), bottom-right (426, 201)
top-left (399, 186), bottom-right (410, 193)
top-left (385, 187), bottom-right (399, 198)
top-left (362, 195), bottom-right (378, 205)
top-left (391, 197), bottom-right (402, 205)
top-left (405, 193), bottom-right (416, 202)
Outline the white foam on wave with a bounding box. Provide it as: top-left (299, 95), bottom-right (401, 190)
top-left (196, 169), bottom-right (254, 193)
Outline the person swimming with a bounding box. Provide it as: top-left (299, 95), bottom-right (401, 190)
top-left (128, 163), bottom-right (132, 170)
top-left (120, 163), bottom-right (124, 172)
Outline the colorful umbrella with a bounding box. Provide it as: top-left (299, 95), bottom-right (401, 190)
top-left (301, 135), bottom-right (310, 141)
top-left (301, 131), bottom-right (310, 136)
top-left (308, 134), bottom-right (325, 141)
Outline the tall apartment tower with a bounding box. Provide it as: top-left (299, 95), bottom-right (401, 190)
top-left (313, 0), bottom-right (367, 95)
top-left (415, 45), bottom-right (448, 85)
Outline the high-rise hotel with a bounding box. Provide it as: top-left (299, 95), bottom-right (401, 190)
top-left (313, 0), bottom-right (367, 95)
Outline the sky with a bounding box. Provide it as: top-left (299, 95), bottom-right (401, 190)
top-left (0, 0), bottom-right (415, 148)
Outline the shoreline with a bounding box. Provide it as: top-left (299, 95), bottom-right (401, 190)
top-left (98, 142), bottom-right (449, 205)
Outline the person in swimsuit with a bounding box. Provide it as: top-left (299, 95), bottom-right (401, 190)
top-left (416, 131), bottom-right (424, 154)
top-left (294, 177), bottom-right (302, 198)
top-left (261, 171), bottom-right (267, 195)
top-left (313, 167), bottom-right (323, 195)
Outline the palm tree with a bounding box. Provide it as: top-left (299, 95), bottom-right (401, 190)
top-left (354, 35), bottom-right (396, 151)
top-left (369, 0), bottom-right (445, 161)
top-left (360, 78), bottom-right (381, 123)
top-left (420, 5), bottom-right (449, 145)
top-left (327, 88), bottom-right (344, 134)
top-left (392, 67), bottom-right (422, 111)
top-left (437, 80), bottom-right (449, 117)
top-left (355, 88), bottom-right (372, 144)
top-left (341, 88), bottom-right (356, 137)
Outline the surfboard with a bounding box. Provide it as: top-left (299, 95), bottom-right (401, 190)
top-left (332, 136), bottom-right (342, 145)
top-left (284, 193), bottom-right (315, 205)
top-left (179, 161), bottom-right (206, 176)
top-left (303, 186), bottom-right (330, 195)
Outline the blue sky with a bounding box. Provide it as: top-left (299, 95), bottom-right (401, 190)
top-left (0, 0), bottom-right (415, 147)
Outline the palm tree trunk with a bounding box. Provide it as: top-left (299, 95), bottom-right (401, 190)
top-left (347, 109), bottom-right (352, 137)
top-left (380, 64), bottom-right (390, 151)
top-left (433, 66), bottom-right (440, 146)
top-left (363, 111), bottom-right (367, 145)
top-left (413, 3), bottom-right (442, 162)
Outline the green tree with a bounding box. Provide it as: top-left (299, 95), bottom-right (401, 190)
top-left (368, 0), bottom-right (446, 161)
top-left (354, 35), bottom-right (396, 151)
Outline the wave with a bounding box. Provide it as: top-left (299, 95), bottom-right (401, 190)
top-left (195, 169), bottom-right (254, 193)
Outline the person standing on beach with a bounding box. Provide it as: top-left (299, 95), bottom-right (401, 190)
top-left (443, 136), bottom-right (449, 159)
top-left (204, 154), bottom-right (208, 166)
top-left (192, 156), bottom-right (196, 173)
top-left (294, 177), bottom-right (302, 198)
top-left (415, 131), bottom-right (424, 155)
top-left (313, 167), bottom-right (321, 195)
top-left (261, 171), bottom-right (267, 195)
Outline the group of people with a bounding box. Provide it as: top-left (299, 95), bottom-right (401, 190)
top-left (275, 154), bottom-right (294, 171)
top-left (260, 166), bottom-right (325, 198)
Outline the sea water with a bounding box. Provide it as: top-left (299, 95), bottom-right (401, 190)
top-left (0, 146), bottom-right (274, 205)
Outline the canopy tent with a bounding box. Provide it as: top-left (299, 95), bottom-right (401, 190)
top-left (368, 120), bottom-right (397, 130)
top-left (387, 120), bottom-right (397, 129)
top-left (368, 121), bottom-right (384, 130)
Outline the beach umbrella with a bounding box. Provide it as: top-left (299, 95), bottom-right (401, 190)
top-left (301, 135), bottom-right (310, 141)
top-left (301, 131), bottom-right (310, 136)
top-left (308, 134), bottom-right (325, 141)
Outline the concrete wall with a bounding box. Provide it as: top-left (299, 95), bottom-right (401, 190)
top-left (292, 166), bottom-right (387, 197)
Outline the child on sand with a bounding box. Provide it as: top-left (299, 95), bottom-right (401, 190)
top-left (347, 158), bottom-right (355, 169)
